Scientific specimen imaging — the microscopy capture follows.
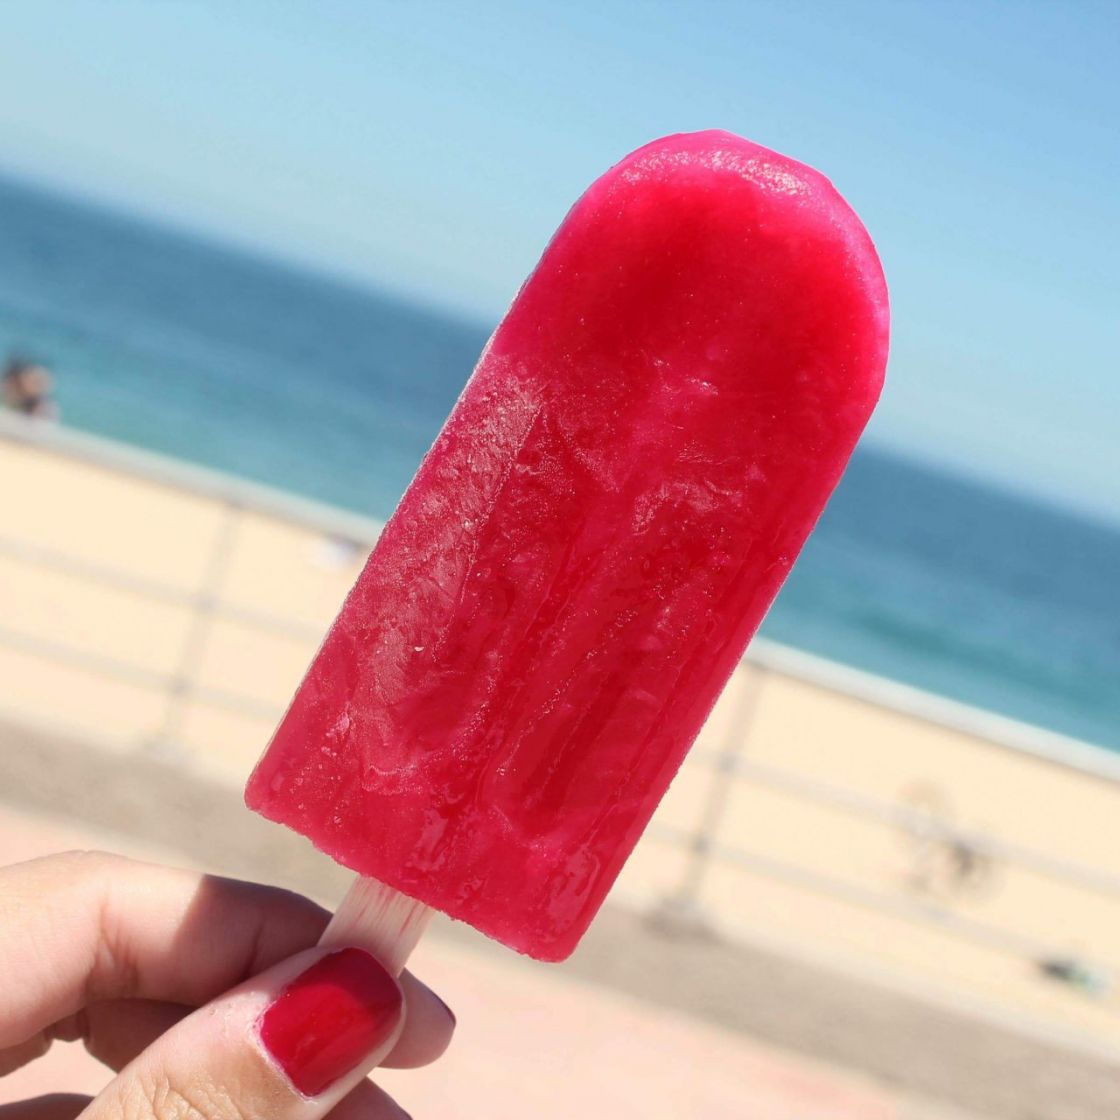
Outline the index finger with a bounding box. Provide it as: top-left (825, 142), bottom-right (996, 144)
top-left (0, 851), bottom-right (328, 1049)
top-left (0, 851), bottom-right (453, 1070)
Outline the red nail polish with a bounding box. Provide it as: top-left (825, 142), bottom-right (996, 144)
top-left (259, 948), bottom-right (402, 1096)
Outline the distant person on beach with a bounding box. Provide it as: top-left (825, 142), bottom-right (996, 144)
top-left (2, 356), bottom-right (59, 420)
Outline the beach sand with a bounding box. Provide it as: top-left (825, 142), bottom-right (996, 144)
top-left (2, 799), bottom-right (992, 1120)
top-left (2, 423), bottom-right (1119, 1116)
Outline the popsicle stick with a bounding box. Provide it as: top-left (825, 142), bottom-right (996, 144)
top-left (319, 875), bottom-right (433, 975)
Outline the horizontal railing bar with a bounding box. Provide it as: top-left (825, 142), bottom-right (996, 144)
top-left (5, 411), bottom-right (1120, 784)
top-left (2, 567), bottom-right (1117, 903)
top-left (0, 625), bottom-right (284, 722)
top-left (190, 685), bottom-right (283, 723)
top-left (0, 533), bottom-right (327, 643)
top-left (647, 822), bottom-right (1120, 979)
top-left (688, 749), bottom-right (1120, 901)
top-left (4, 611), bottom-right (1119, 969)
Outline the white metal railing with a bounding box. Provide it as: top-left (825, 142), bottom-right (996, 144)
top-left (3, 410), bottom-right (1119, 998)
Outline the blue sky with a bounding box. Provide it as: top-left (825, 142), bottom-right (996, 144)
top-left (0, 1), bottom-right (1116, 520)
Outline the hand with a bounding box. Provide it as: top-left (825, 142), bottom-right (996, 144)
top-left (0, 852), bottom-right (456, 1120)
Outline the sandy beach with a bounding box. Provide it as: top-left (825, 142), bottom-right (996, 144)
top-left (2, 415), bottom-right (1119, 1117)
top-left (2, 797), bottom-right (996, 1120)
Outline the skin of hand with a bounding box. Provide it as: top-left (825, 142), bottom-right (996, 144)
top-left (0, 852), bottom-right (456, 1120)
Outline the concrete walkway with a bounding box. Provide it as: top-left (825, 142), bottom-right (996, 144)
top-left (0, 801), bottom-right (948, 1120)
top-left (5, 718), bottom-right (1120, 1119)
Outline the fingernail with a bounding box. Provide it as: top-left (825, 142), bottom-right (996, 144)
top-left (259, 948), bottom-right (403, 1096)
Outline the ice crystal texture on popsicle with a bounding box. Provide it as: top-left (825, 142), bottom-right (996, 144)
top-left (246, 130), bottom-right (889, 960)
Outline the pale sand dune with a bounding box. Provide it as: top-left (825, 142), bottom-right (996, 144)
top-left (2, 424), bottom-right (1119, 1057)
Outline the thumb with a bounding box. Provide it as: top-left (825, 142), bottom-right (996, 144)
top-left (79, 948), bottom-right (406, 1120)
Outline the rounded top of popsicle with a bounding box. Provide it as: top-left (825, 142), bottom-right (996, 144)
top-left (500, 127), bottom-right (889, 437)
top-left (618, 129), bottom-right (879, 227)
top-left (600, 129), bottom-right (889, 348)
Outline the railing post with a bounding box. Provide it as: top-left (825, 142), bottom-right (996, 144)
top-left (148, 499), bottom-right (241, 755)
top-left (650, 660), bottom-right (767, 938)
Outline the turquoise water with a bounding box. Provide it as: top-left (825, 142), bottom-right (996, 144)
top-left (1, 174), bottom-right (1117, 752)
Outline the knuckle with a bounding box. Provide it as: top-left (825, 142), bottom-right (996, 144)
top-left (52, 849), bottom-right (128, 876)
top-left (86, 898), bottom-right (142, 1003)
top-left (17, 849), bottom-right (125, 891)
top-left (124, 1069), bottom-right (200, 1120)
top-left (125, 1067), bottom-right (254, 1120)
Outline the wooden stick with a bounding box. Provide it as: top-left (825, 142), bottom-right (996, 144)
top-left (319, 876), bottom-right (433, 975)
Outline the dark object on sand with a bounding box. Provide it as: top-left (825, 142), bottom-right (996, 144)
top-left (2, 355), bottom-right (59, 420)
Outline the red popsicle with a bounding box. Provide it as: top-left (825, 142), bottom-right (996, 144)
top-left (247, 130), bottom-right (889, 961)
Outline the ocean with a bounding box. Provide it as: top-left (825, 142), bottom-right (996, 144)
top-left (1, 174), bottom-right (1117, 753)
